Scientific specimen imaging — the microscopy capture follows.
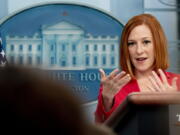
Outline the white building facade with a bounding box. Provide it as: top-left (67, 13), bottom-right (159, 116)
top-left (5, 21), bottom-right (119, 70)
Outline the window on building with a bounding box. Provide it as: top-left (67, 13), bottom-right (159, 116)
top-left (102, 44), bottom-right (106, 51)
top-left (18, 56), bottom-right (23, 65)
top-left (61, 60), bottom-right (66, 67)
top-left (37, 44), bottom-right (41, 51)
top-left (36, 56), bottom-right (41, 65)
top-left (111, 56), bottom-right (115, 65)
top-left (51, 45), bottom-right (54, 51)
top-left (51, 57), bottom-right (54, 65)
top-left (19, 44), bottom-right (23, 51)
top-left (10, 56), bottom-right (14, 64)
top-left (85, 55), bottom-right (90, 66)
top-left (72, 44), bottom-right (76, 51)
top-left (94, 56), bottom-right (98, 66)
top-left (85, 44), bottom-right (89, 51)
top-left (94, 44), bottom-right (97, 51)
top-left (102, 56), bottom-right (106, 65)
top-left (72, 56), bottom-right (76, 66)
top-left (62, 44), bottom-right (66, 51)
top-left (111, 44), bottom-right (115, 51)
top-left (28, 45), bottom-right (32, 51)
top-left (10, 44), bottom-right (14, 51)
top-left (28, 56), bottom-right (32, 65)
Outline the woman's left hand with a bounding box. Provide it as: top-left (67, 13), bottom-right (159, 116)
top-left (147, 69), bottom-right (178, 92)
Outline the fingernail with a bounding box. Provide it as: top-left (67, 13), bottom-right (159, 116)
top-left (158, 69), bottom-right (163, 73)
top-left (127, 74), bottom-right (131, 78)
top-left (152, 71), bottom-right (156, 74)
top-left (121, 70), bottom-right (126, 74)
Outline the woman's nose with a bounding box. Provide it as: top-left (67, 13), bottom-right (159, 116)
top-left (136, 44), bottom-right (144, 54)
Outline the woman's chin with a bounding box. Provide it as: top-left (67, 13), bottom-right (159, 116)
top-left (135, 67), bottom-right (152, 73)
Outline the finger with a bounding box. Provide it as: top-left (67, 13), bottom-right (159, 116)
top-left (108, 68), bottom-right (119, 80)
top-left (146, 83), bottom-right (157, 92)
top-left (117, 74), bottom-right (131, 88)
top-left (99, 68), bottom-right (106, 79)
top-left (146, 86), bottom-right (154, 92)
top-left (158, 69), bottom-right (168, 84)
top-left (152, 71), bottom-right (164, 90)
top-left (99, 68), bottom-right (106, 83)
top-left (172, 77), bottom-right (178, 91)
top-left (148, 75), bottom-right (161, 92)
top-left (113, 71), bottom-right (126, 82)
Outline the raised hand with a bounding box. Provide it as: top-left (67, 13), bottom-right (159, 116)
top-left (99, 68), bottom-right (131, 111)
top-left (147, 69), bottom-right (178, 92)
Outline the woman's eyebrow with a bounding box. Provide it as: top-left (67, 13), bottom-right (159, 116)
top-left (142, 36), bottom-right (152, 39)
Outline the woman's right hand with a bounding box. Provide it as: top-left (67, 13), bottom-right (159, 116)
top-left (99, 68), bottom-right (131, 111)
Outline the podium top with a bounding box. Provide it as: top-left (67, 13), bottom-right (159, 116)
top-left (104, 92), bottom-right (180, 126)
top-left (128, 92), bottom-right (180, 105)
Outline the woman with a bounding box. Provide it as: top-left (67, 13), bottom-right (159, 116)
top-left (95, 14), bottom-right (180, 123)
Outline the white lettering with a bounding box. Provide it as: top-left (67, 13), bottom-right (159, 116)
top-left (80, 72), bottom-right (101, 81)
top-left (89, 73), bottom-right (96, 81)
top-left (80, 73), bottom-right (88, 81)
top-left (72, 85), bottom-right (89, 93)
top-left (55, 72), bottom-right (75, 81)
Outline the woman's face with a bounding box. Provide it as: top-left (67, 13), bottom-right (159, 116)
top-left (128, 24), bottom-right (155, 74)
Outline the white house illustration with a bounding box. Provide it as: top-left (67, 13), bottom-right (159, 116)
top-left (5, 21), bottom-right (119, 70)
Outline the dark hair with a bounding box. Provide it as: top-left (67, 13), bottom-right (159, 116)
top-left (0, 66), bottom-right (85, 133)
top-left (0, 66), bottom-right (117, 135)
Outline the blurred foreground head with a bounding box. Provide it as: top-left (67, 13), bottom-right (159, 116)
top-left (0, 66), bottom-right (84, 131)
top-left (0, 66), bottom-right (116, 134)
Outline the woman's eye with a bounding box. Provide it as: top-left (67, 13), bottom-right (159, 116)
top-left (127, 42), bottom-right (135, 46)
top-left (143, 40), bottom-right (151, 44)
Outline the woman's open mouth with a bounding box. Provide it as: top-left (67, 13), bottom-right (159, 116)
top-left (136, 57), bottom-right (147, 62)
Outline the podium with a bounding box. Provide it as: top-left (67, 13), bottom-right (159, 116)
top-left (104, 92), bottom-right (180, 135)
